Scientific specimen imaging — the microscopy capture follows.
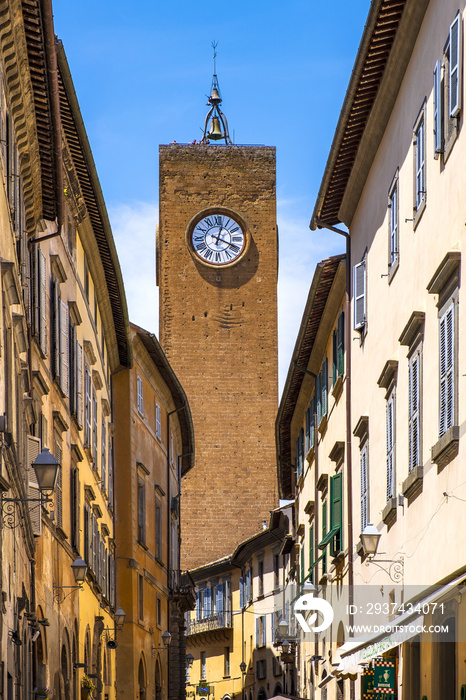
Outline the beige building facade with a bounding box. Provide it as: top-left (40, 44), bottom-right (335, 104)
top-left (311, 0), bottom-right (466, 696)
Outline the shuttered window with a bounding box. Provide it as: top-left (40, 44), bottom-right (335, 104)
top-left (70, 466), bottom-right (80, 551)
top-left (54, 440), bottom-right (63, 529)
top-left (309, 524), bottom-right (314, 583)
top-left (155, 402), bottom-right (162, 439)
top-left (414, 114), bottom-right (425, 211)
top-left (386, 391), bottom-right (395, 500)
top-left (296, 428), bottom-right (304, 478)
top-left (137, 375), bottom-right (144, 415)
top-left (60, 301), bottom-right (69, 396)
top-left (27, 435), bottom-right (42, 536)
top-left (155, 498), bottom-right (162, 560)
top-left (137, 478), bottom-right (146, 544)
top-left (434, 59), bottom-right (442, 153)
top-left (84, 367), bottom-right (91, 447)
top-left (439, 303), bottom-right (455, 436)
top-left (449, 14), bottom-right (461, 117)
top-left (409, 352), bottom-right (421, 471)
top-left (318, 474), bottom-right (342, 556)
top-left (389, 178), bottom-right (399, 267)
top-left (38, 249), bottom-right (47, 355)
top-left (76, 341), bottom-right (84, 429)
top-left (336, 311), bottom-right (344, 377)
top-left (360, 445), bottom-right (368, 531)
top-left (322, 501), bottom-right (327, 575)
top-left (322, 357), bottom-right (328, 417)
top-left (92, 387), bottom-right (98, 468)
top-left (354, 260), bottom-right (366, 330)
top-left (101, 418), bottom-right (106, 491)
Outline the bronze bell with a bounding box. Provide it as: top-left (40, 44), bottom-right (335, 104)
top-left (208, 116), bottom-right (223, 140)
top-left (210, 88), bottom-right (221, 104)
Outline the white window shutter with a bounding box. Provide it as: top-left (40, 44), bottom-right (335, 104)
top-left (439, 305), bottom-right (454, 436)
top-left (27, 435), bottom-right (42, 536)
top-left (39, 249), bottom-right (47, 355)
top-left (450, 14), bottom-right (461, 117)
top-left (386, 395), bottom-right (394, 500)
top-left (76, 341), bottom-right (83, 429)
top-left (360, 447), bottom-right (368, 530)
top-left (409, 354), bottom-right (420, 470)
top-left (433, 60), bottom-right (443, 152)
top-left (60, 301), bottom-right (69, 396)
top-left (354, 260), bottom-right (366, 330)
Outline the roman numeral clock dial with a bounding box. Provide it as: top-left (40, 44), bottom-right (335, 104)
top-left (189, 213), bottom-right (247, 266)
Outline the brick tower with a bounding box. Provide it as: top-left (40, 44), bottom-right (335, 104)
top-left (157, 74), bottom-right (278, 570)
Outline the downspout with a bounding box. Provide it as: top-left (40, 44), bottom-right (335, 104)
top-left (39, 0), bottom-right (64, 232)
top-left (166, 404), bottom-right (186, 699)
top-left (312, 218), bottom-right (354, 700)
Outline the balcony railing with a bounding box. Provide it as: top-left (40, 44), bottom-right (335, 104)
top-left (186, 611), bottom-right (232, 636)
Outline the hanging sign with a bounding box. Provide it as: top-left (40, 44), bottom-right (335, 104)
top-left (362, 667), bottom-right (374, 699)
top-left (373, 657), bottom-right (396, 699)
top-left (196, 684), bottom-right (210, 696)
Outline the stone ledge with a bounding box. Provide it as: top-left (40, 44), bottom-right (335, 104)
top-left (402, 465), bottom-right (423, 499)
top-left (431, 426), bottom-right (459, 469)
top-left (382, 497), bottom-right (397, 525)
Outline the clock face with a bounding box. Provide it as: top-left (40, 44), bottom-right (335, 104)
top-left (191, 213), bottom-right (246, 266)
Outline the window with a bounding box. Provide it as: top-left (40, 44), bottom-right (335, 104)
top-left (84, 366), bottom-right (92, 447)
top-left (321, 501), bottom-right (327, 575)
top-left (200, 651), bottom-right (206, 680)
top-left (170, 432), bottom-right (175, 465)
top-left (246, 567), bottom-right (252, 603)
top-left (318, 474), bottom-right (342, 557)
top-left (300, 543), bottom-right (305, 585)
top-left (333, 311), bottom-right (345, 382)
top-left (51, 279), bottom-right (69, 397)
top-left (157, 596), bottom-right (162, 626)
top-left (32, 247), bottom-right (48, 356)
top-left (360, 444), bottom-right (369, 530)
top-left (273, 554), bottom-right (280, 590)
top-left (155, 498), bottom-right (162, 560)
top-left (84, 255), bottom-right (90, 302)
top-left (413, 102), bottom-right (426, 222)
top-left (295, 427), bottom-right (304, 479)
top-left (305, 397), bottom-right (315, 453)
top-left (434, 13), bottom-right (462, 158)
top-left (439, 302), bottom-right (455, 437)
top-left (256, 615), bottom-right (266, 647)
top-left (137, 478), bottom-right (146, 544)
top-left (70, 466), bottom-right (80, 551)
top-left (101, 418), bottom-right (106, 491)
top-left (256, 659), bottom-right (267, 680)
top-left (137, 375), bottom-right (143, 415)
top-left (258, 560), bottom-right (264, 597)
top-left (138, 574), bottom-right (144, 621)
top-left (388, 173), bottom-right (399, 269)
top-left (92, 386), bottom-right (98, 468)
top-left (409, 349), bottom-right (421, 471)
top-left (108, 435), bottom-right (114, 509)
top-left (315, 358), bottom-right (328, 424)
top-left (308, 523), bottom-right (314, 584)
top-left (386, 389), bottom-right (395, 500)
top-left (353, 258), bottom-right (366, 331)
top-left (155, 402), bottom-right (162, 439)
top-left (224, 647), bottom-right (230, 678)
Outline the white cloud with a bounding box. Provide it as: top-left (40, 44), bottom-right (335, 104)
top-left (108, 201), bottom-right (159, 336)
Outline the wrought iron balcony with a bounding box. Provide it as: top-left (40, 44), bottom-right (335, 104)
top-left (186, 611), bottom-right (232, 636)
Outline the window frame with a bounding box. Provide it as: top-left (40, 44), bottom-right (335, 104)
top-left (388, 170), bottom-right (399, 277)
top-left (353, 258), bottom-right (367, 331)
top-left (386, 388), bottom-right (396, 501)
top-left (413, 101), bottom-right (427, 227)
top-left (360, 442), bottom-right (369, 531)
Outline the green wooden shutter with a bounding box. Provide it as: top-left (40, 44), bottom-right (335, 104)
top-left (322, 358), bottom-right (328, 416)
top-left (337, 311), bottom-right (345, 376)
top-left (309, 524), bottom-right (314, 583)
top-left (322, 501), bottom-right (327, 575)
top-left (330, 473), bottom-right (342, 555)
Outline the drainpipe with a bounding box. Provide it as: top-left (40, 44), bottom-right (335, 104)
top-left (166, 405), bottom-right (186, 700)
top-left (312, 218), bottom-right (354, 700)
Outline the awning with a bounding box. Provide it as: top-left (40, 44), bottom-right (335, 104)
top-left (337, 570), bottom-right (466, 672)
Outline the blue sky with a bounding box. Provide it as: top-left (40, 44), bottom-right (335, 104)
top-left (53, 0), bottom-right (370, 391)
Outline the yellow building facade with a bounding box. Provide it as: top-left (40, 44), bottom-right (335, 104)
top-left (113, 324), bottom-right (195, 700)
top-left (0, 1), bottom-right (131, 697)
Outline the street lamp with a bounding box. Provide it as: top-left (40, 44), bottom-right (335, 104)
top-left (114, 608), bottom-right (126, 629)
top-left (53, 557), bottom-right (88, 602)
top-left (360, 524), bottom-right (381, 557)
top-left (151, 631), bottom-right (172, 658)
top-left (360, 524), bottom-right (403, 582)
top-left (240, 661), bottom-right (246, 673)
top-left (1, 447), bottom-right (60, 529)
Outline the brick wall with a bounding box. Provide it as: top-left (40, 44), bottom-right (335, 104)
top-left (158, 145), bottom-right (279, 569)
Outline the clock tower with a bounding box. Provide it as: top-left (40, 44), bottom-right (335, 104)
top-left (157, 73), bottom-right (278, 570)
